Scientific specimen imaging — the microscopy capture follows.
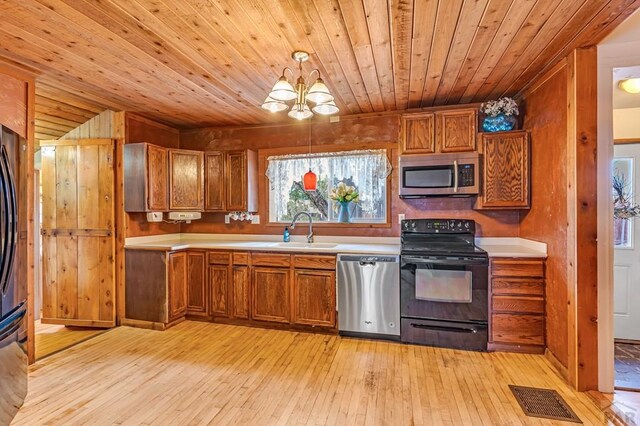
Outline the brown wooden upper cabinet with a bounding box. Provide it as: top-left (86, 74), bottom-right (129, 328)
top-left (124, 143), bottom-right (168, 212)
top-left (169, 149), bottom-right (205, 211)
top-left (205, 150), bottom-right (258, 212)
top-left (476, 131), bottom-right (530, 210)
top-left (401, 108), bottom-right (477, 154)
top-left (435, 109), bottom-right (478, 153)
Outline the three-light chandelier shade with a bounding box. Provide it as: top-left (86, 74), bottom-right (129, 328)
top-left (261, 51), bottom-right (339, 120)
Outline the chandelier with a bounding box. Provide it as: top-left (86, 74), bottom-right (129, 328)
top-left (261, 51), bottom-right (339, 120)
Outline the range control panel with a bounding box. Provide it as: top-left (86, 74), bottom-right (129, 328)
top-left (401, 219), bottom-right (475, 234)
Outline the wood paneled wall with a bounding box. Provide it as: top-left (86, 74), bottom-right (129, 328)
top-left (178, 113), bottom-right (520, 237)
top-left (520, 64), bottom-right (569, 371)
top-left (520, 47), bottom-right (599, 391)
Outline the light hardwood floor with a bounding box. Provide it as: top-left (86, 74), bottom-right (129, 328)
top-left (14, 321), bottom-right (612, 425)
top-left (34, 320), bottom-right (107, 360)
top-left (35, 320), bottom-right (105, 359)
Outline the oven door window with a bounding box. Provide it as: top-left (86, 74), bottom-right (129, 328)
top-left (403, 166), bottom-right (453, 188)
top-left (415, 269), bottom-right (472, 303)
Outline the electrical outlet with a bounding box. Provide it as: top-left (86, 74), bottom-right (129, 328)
top-left (398, 213), bottom-right (405, 224)
top-left (251, 215), bottom-right (260, 224)
top-left (146, 212), bottom-right (163, 222)
top-left (224, 214), bottom-right (230, 224)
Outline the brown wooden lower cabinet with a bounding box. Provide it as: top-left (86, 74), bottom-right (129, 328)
top-left (488, 258), bottom-right (546, 353)
top-left (232, 266), bottom-right (250, 319)
top-left (209, 264), bottom-right (231, 317)
top-left (127, 249), bottom-right (338, 332)
top-left (293, 269), bottom-right (336, 328)
top-left (124, 249), bottom-right (189, 329)
top-left (252, 267), bottom-right (290, 323)
top-left (168, 252), bottom-right (188, 322)
top-left (186, 251), bottom-right (207, 317)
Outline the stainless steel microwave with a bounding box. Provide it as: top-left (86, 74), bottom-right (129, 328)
top-left (399, 152), bottom-right (480, 198)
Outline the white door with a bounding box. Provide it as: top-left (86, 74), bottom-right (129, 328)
top-left (614, 144), bottom-right (640, 340)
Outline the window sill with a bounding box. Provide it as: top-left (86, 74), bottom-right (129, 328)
top-left (266, 222), bottom-right (392, 229)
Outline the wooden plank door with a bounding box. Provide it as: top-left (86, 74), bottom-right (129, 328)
top-left (40, 139), bottom-right (115, 328)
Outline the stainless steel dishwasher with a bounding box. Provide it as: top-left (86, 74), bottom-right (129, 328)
top-left (337, 255), bottom-right (400, 339)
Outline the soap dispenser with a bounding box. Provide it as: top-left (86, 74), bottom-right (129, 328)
top-left (283, 226), bottom-right (290, 243)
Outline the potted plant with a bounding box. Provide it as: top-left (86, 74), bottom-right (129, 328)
top-left (613, 173), bottom-right (640, 245)
top-left (480, 97), bottom-right (519, 132)
top-left (330, 182), bottom-right (359, 223)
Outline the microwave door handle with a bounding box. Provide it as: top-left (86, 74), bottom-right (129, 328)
top-left (453, 160), bottom-right (459, 193)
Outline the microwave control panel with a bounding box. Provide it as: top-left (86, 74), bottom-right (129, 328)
top-left (458, 164), bottom-right (475, 187)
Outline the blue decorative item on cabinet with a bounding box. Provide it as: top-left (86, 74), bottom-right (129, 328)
top-left (482, 113), bottom-right (518, 132)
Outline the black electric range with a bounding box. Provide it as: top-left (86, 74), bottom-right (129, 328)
top-left (400, 219), bottom-right (489, 351)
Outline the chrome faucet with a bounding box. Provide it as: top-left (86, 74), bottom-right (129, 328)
top-left (290, 212), bottom-right (314, 243)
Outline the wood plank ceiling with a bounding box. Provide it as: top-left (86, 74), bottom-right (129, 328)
top-left (1, 0), bottom-right (638, 129)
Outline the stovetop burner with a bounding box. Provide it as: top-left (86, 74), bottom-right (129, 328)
top-left (400, 219), bottom-right (487, 258)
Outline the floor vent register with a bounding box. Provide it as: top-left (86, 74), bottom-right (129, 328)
top-left (509, 385), bottom-right (582, 423)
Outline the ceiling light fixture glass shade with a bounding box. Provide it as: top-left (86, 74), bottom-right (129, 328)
top-left (312, 100), bottom-right (339, 115)
top-left (261, 96), bottom-right (288, 113)
top-left (288, 103), bottom-right (313, 120)
top-left (306, 78), bottom-right (334, 104)
top-left (619, 78), bottom-right (640, 94)
top-left (269, 76), bottom-right (297, 101)
top-left (261, 51), bottom-right (338, 120)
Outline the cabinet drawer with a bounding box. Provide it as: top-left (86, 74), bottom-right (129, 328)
top-left (492, 295), bottom-right (544, 314)
top-left (491, 259), bottom-right (544, 278)
top-left (293, 255), bottom-right (336, 271)
top-left (492, 278), bottom-right (544, 296)
top-left (251, 253), bottom-right (291, 267)
top-left (233, 252), bottom-right (249, 266)
top-left (491, 314), bottom-right (545, 346)
top-left (208, 252), bottom-right (231, 265)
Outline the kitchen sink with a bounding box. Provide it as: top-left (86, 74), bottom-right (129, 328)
top-left (275, 242), bottom-right (338, 249)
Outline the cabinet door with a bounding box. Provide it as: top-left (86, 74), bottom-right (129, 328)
top-left (435, 109), bottom-right (477, 153)
top-left (293, 269), bottom-right (336, 328)
top-left (251, 267), bottom-right (290, 323)
top-left (205, 152), bottom-right (226, 211)
top-left (209, 265), bottom-right (231, 317)
top-left (401, 113), bottom-right (435, 154)
top-left (147, 144), bottom-right (168, 211)
top-left (168, 252), bottom-right (188, 322)
top-left (477, 131), bottom-right (530, 209)
top-left (226, 151), bottom-right (247, 211)
top-left (186, 251), bottom-right (207, 316)
top-left (232, 266), bottom-right (250, 319)
top-left (169, 149), bottom-right (204, 210)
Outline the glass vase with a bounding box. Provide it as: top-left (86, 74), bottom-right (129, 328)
top-left (338, 201), bottom-right (352, 223)
top-left (482, 113), bottom-right (517, 132)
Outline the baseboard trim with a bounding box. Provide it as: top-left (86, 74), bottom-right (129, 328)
top-left (545, 348), bottom-right (570, 382)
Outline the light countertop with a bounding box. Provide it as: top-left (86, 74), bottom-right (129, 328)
top-left (125, 234), bottom-right (401, 255)
top-left (476, 237), bottom-right (547, 258)
top-left (125, 234), bottom-right (547, 258)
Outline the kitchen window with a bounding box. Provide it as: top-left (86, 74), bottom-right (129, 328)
top-left (266, 149), bottom-right (392, 224)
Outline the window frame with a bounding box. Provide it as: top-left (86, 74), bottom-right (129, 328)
top-left (261, 144), bottom-right (393, 229)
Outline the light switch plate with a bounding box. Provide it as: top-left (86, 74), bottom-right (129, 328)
top-left (224, 214), bottom-right (230, 224)
top-left (251, 215), bottom-right (260, 224)
top-left (398, 213), bottom-right (405, 224)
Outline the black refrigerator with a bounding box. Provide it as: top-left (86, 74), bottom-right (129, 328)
top-left (0, 125), bottom-right (27, 425)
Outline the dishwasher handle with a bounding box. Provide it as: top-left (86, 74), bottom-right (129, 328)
top-left (338, 255), bottom-right (399, 263)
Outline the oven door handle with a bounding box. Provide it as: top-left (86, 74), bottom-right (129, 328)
top-left (453, 160), bottom-right (459, 193)
top-left (410, 322), bottom-right (482, 334)
top-left (402, 256), bottom-right (488, 266)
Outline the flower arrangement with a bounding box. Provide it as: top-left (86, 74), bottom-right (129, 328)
top-left (480, 97), bottom-right (519, 117)
top-left (613, 173), bottom-right (640, 219)
top-left (329, 182), bottom-right (359, 204)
